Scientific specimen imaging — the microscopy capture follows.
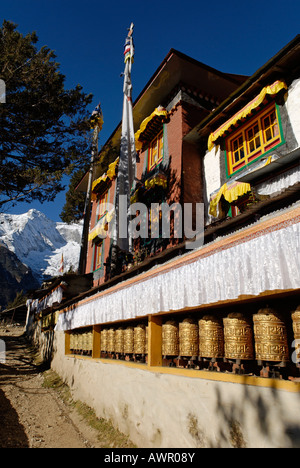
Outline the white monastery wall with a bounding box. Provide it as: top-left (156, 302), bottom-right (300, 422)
top-left (285, 78), bottom-right (300, 146)
top-left (51, 330), bottom-right (300, 449)
top-left (203, 145), bottom-right (221, 219)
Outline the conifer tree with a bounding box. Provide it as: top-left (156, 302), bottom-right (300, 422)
top-left (60, 166), bottom-right (89, 223)
top-left (0, 20), bottom-right (93, 208)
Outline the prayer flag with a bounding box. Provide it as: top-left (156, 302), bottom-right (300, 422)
top-left (115, 23), bottom-right (137, 252)
top-left (59, 253), bottom-right (64, 274)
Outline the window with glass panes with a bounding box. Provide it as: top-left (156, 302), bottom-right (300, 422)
top-left (226, 104), bottom-right (282, 176)
top-left (93, 241), bottom-right (103, 271)
top-left (92, 190), bottom-right (108, 271)
top-left (148, 130), bottom-right (163, 170)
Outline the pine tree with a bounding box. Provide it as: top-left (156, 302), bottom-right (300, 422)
top-left (60, 166), bottom-right (89, 223)
top-left (0, 20), bottom-right (93, 208)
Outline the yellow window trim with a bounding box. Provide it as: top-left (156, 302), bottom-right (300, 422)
top-left (148, 130), bottom-right (164, 171)
top-left (208, 80), bottom-right (287, 151)
top-left (226, 103), bottom-right (281, 176)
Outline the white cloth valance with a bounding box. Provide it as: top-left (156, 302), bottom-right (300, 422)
top-left (56, 212), bottom-right (300, 332)
top-left (256, 164), bottom-right (300, 197)
top-left (36, 286), bottom-right (64, 314)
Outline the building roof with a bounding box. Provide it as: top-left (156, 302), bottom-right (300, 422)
top-left (77, 49), bottom-right (248, 191)
top-left (184, 34), bottom-right (300, 144)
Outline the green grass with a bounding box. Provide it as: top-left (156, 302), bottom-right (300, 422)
top-left (42, 369), bottom-right (136, 448)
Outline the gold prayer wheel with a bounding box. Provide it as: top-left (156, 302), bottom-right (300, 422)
top-left (199, 315), bottom-right (224, 358)
top-left (82, 331), bottom-right (88, 351)
top-left (179, 318), bottom-right (199, 357)
top-left (145, 326), bottom-right (148, 355)
top-left (73, 332), bottom-right (78, 352)
top-left (77, 332), bottom-right (83, 351)
top-left (115, 327), bottom-right (124, 354)
top-left (107, 328), bottom-right (115, 353)
top-left (134, 324), bottom-right (146, 354)
top-left (292, 306), bottom-right (300, 364)
top-left (100, 328), bottom-right (108, 352)
top-left (70, 332), bottom-right (75, 351)
top-left (223, 313), bottom-right (254, 360)
top-left (87, 331), bottom-right (93, 352)
top-left (124, 326), bottom-right (134, 354)
top-left (162, 320), bottom-right (179, 356)
top-left (253, 306), bottom-right (289, 362)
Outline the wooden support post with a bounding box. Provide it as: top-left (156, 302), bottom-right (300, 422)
top-left (93, 325), bottom-right (101, 358)
top-left (65, 331), bottom-right (71, 355)
top-left (148, 315), bottom-right (162, 367)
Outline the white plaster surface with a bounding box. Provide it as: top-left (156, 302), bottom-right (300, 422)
top-left (51, 331), bottom-right (300, 448)
top-left (285, 78), bottom-right (300, 146)
top-left (203, 145), bottom-right (221, 210)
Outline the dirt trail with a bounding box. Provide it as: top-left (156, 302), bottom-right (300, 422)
top-left (0, 325), bottom-right (129, 448)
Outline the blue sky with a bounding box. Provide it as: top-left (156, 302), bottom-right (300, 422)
top-left (1, 0), bottom-right (299, 222)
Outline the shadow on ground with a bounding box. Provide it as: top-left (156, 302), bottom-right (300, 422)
top-left (0, 387), bottom-right (29, 448)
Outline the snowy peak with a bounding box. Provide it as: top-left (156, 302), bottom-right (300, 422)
top-left (0, 209), bottom-right (65, 257)
top-left (0, 209), bottom-right (83, 282)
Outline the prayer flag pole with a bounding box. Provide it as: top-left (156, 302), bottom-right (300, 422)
top-left (115, 23), bottom-right (137, 254)
top-left (78, 104), bottom-right (103, 275)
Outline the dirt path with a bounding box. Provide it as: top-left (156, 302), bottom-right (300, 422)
top-left (0, 325), bottom-right (133, 448)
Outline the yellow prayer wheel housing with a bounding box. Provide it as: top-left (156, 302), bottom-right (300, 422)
top-left (199, 315), bottom-right (224, 359)
top-left (223, 313), bottom-right (254, 360)
top-left (253, 306), bottom-right (289, 362)
top-left (179, 318), bottom-right (199, 357)
top-left (162, 321), bottom-right (179, 356)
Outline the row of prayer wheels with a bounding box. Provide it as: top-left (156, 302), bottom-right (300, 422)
top-left (101, 324), bottom-right (148, 355)
top-left (162, 305), bottom-right (300, 363)
top-left (70, 328), bottom-right (93, 353)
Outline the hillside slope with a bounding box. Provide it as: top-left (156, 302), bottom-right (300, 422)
top-left (0, 209), bottom-right (83, 306)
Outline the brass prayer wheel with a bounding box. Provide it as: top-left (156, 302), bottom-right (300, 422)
top-left (115, 327), bottom-right (124, 354)
top-left (134, 324), bottom-right (146, 354)
top-left (162, 320), bottom-right (179, 356)
top-left (87, 331), bottom-right (93, 352)
top-left (199, 315), bottom-right (224, 358)
top-left (292, 306), bottom-right (300, 364)
top-left (73, 332), bottom-right (79, 352)
top-left (179, 318), bottom-right (199, 357)
top-left (124, 326), bottom-right (134, 354)
top-left (70, 332), bottom-right (75, 351)
top-left (145, 326), bottom-right (148, 354)
top-left (107, 328), bottom-right (115, 353)
top-left (82, 331), bottom-right (87, 351)
top-left (223, 313), bottom-right (254, 360)
top-left (77, 332), bottom-right (83, 351)
top-left (253, 306), bottom-right (289, 362)
top-left (100, 328), bottom-right (108, 352)
top-left (75, 332), bottom-right (80, 351)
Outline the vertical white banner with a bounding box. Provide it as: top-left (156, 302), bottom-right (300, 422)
top-left (0, 339), bottom-right (6, 364)
top-left (0, 80), bottom-right (6, 103)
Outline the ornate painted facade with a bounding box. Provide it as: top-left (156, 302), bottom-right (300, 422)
top-left (27, 36), bottom-right (300, 448)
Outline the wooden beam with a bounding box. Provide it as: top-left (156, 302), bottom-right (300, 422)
top-left (92, 325), bottom-right (101, 358)
top-left (65, 331), bottom-right (71, 355)
top-left (148, 315), bottom-right (162, 367)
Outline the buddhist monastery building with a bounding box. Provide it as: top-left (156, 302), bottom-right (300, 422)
top-left (27, 35), bottom-right (300, 448)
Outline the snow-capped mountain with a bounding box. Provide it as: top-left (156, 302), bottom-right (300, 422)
top-left (0, 209), bottom-right (83, 282)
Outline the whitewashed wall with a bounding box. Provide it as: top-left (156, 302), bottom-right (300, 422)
top-left (203, 145), bottom-right (221, 222)
top-left (51, 331), bottom-right (300, 448)
top-left (285, 78), bottom-right (300, 146)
